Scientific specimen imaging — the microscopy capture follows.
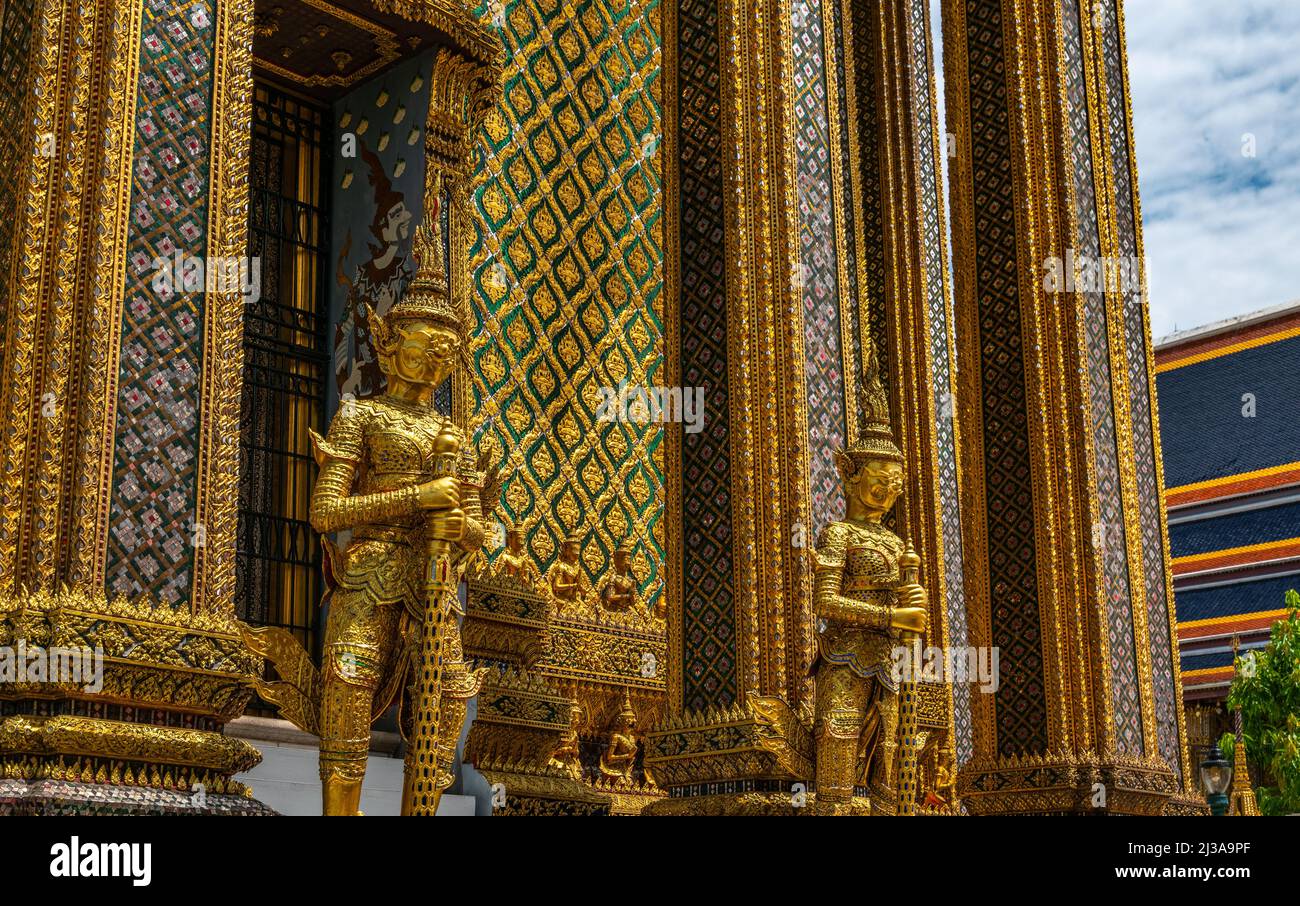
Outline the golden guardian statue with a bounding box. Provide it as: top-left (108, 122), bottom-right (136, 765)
top-left (241, 214), bottom-right (491, 816)
top-left (550, 701), bottom-right (584, 780)
top-left (598, 543), bottom-right (637, 613)
top-left (599, 693), bottom-right (639, 782)
top-left (810, 378), bottom-right (928, 815)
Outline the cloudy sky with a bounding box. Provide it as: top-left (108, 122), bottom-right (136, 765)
top-left (929, 1), bottom-right (1299, 339)
top-left (1126, 0), bottom-right (1300, 337)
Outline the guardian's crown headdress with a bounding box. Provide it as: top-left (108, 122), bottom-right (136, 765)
top-left (380, 196), bottom-right (469, 339)
top-left (843, 339), bottom-right (903, 465)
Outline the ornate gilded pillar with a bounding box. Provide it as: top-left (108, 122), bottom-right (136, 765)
top-left (0, 0), bottom-right (269, 813)
top-left (0, 0), bottom-right (142, 591)
top-left (942, 0), bottom-right (1200, 813)
top-left (646, 0), bottom-right (817, 813)
top-left (647, 0), bottom-right (967, 811)
top-left (648, 0), bottom-right (963, 813)
top-left (843, 0), bottom-right (968, 767)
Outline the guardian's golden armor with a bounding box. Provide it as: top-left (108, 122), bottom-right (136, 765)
top-left (242, 264), bottom-right (490, 816)
top-left (810, 408), bottom-right (928, 815)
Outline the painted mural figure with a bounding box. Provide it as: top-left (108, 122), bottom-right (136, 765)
top-left (335, 141), bottom-right (415, 401)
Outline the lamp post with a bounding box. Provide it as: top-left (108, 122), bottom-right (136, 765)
top-left (1200, 743), bottom-right (1232, 816)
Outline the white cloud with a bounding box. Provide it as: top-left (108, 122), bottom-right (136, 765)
top-left (1127, 0), bottom-right (1300, 336)
top-left (928, 0), bottom-right (1299, 338)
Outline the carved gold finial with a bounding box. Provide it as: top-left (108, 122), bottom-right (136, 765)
top-left (843, 348), bottom-right (903, 466)
top-left (1229, 736), bottom-right (1260, 816)
top-left (900, 542), bottom-right (921, 581)
top-left (1228, 634), bottom-right (1261, 816)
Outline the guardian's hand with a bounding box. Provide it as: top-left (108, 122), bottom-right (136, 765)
top-left (891, 587), bottom-right (929, 635)
top-left (428, 508), bottom-right (466, 542)
top-left (417, 476), bottom-right (460, 511)
top-left (897, 582), bottom-right (928, 612)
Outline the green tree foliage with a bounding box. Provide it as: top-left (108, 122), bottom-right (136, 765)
top-left (1216, 731), bottom-right (1237, 762)
top-left (1226, 590), bottom-right (1300, 815)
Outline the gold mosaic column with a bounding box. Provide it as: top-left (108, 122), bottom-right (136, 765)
top-left (0, 0), bottom-right (270, 813)
top-left (0, 0), bottom-right (142, 589)
top-left (942, 0), bottom-right (1200, 814)
top-left (843, 0), bottom-right (968, 767)
top-left (646, 0), bottom-right (822, 813)
top-left (647, 0), bottom-right (971, 813)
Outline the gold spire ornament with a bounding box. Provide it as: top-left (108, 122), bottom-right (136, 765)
top-left (377, 198), bottom-right (467, 343)
top-left (1228, 635), bottom-right (1261, 817)
top-left (808, 347), bottom-right (929, 814)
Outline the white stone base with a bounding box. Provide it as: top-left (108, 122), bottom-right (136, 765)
top-left (228, 717), bottom-right (479, 816)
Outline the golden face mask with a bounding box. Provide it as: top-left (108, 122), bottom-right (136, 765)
top-left (856, 459), bottom-right (904, 512)
top-left (392, 322), bottom-right (459, 387)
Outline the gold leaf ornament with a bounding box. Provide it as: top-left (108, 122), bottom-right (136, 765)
top-left (480, 346), bottom-right (506, 384)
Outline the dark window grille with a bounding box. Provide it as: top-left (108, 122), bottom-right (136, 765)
top-left (236, 83), bottom-right (331, 662)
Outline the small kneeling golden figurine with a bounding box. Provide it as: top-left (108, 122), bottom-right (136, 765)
top-left (496, 524), bottom-right (541, 588)
top-left (598, 694), bottom-right (638, 782)
top-left (548, 534), bottom-right (586, 611)
top-left (599, 543), bottom-right (637, 612)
